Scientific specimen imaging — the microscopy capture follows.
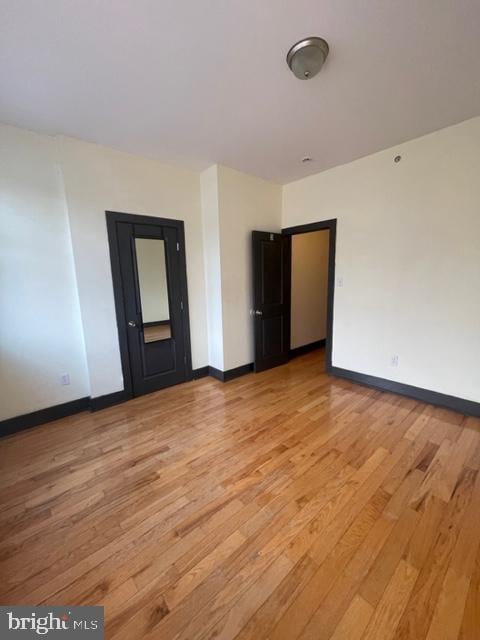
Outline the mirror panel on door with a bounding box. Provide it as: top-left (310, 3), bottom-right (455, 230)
top-left (135, 237), bottom-right (172, 343)
top-left (108, 213), bottom-right (190, 397)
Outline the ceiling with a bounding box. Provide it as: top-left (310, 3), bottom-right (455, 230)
top-left (1, 1), bottom-right (480, 184)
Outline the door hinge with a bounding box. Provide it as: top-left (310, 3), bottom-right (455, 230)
top-left (176, 242), bottom-right (180, 252)
top-left (184, 355), bottom-right (187, 364)
top-left (180, 300), bottom-right (184, 311)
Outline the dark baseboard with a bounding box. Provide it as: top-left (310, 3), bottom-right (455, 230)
top-left (208, 363), bottom-right (254, 382)
top-left (208, 366), bottom-right (224, 382)
top-left (223, 363), bottom-right (253, 382)
top-left (1, 362), bottom-right (255, 437)
top-left (193, 366), bottom-right (209, 380)
top-left (289, 339), bottom-right (326, 359)
top-left (0, 397), bottom-right (90, 438)
top-left (89, 390), bottom-right (131, 412)
top-left (330, 366), bottom-right (480, 418)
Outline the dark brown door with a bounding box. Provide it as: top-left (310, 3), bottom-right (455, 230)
top-left (252, 231), bottom-right (290, 372)
top-left (116, 220), bottom-right (189, 396)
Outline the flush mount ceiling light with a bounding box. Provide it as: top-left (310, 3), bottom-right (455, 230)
top-left (287, 37), bottom-right (329, 80)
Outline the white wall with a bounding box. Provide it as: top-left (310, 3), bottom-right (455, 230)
top-left (0, 124), bottom-right (210, 418)
top-left (135, 238), bottom-right (170, 323)
top-left (200, 166), bottom-right (224, 371)
top-left (291, 231), bottom-right (329, 349)
top-left (0, 124), bottom-right (281, 419)
top-left (59, 136), bottom-right (209, 398)
top-left (283, 117), bottom-right (480, 402)
top-left (217, 166), bottom-right (282, 370)
top-left (5, 114), bottom-right (479, 420)
top-left (0, 125), bottom-right (89, 420)
top-left (200, 165), bottom-right (282, 371)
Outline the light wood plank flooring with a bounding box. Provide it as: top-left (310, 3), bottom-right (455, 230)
top-left (1, 350), bottom-right (480, 639)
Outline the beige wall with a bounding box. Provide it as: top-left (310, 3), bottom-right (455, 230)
top-left (283, 116), bottom-right (480, 402)
top-left (217, 166), bottom-right (282, 369)
top-left (0, 124), bottom-right (281, 420)
top-left (200, 165), bottom-right (282, 371)
top-left (200, 165), bottom-right (224, 370)
top-left (291, 231), bottom-right (329, 349)
top-left (59, 136), bottom-right (209, 398)
top-left (0, 125), bottom-right (89, 420)
top-left (3, 114), bottom-right (480, 420)
top-left (0, 124), bottom-right (210, 418)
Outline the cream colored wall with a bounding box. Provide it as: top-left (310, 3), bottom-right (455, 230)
top-left (1, 123), bottom-right (209, 418)
top-left (200, 165), bottom-right (224, 370)
top-left (0, 123), bottom-right (279, 419)
top-left (283, 117), bottom-right (480, 402)
top-left (200, 165), bottom-right (282, 371)
top-left (0, 125), bottom-right (89, 420)
top-left (217, 165), bottom-right (282, 370)
top-left (59, 136), bottom-right (209, 398)
top-left (291, 231), bottom-right (329, 349)
top-left (4, 114), bottom-right (479, 420)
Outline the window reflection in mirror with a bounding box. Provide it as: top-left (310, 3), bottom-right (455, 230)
top-left (135, 238), bottom-right (172, 343)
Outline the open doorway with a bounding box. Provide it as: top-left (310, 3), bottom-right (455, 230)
top-left (251, 219), bottom-right (336, 374)
top-left (283, 220), bottom-right (336, 373)
top-left (290, 229), bottom-right (330, 361)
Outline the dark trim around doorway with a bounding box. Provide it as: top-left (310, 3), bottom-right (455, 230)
top-left (282, 219), bottom-right (337, 373)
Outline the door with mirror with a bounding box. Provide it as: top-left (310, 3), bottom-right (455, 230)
top-left (108, 213), bottom-right (191, 397)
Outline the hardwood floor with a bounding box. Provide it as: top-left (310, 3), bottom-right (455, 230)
top-left (1, 349), bottom-right (480, 639)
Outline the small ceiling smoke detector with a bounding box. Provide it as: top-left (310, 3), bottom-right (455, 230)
top-left (287, 37), bottom-right (329, 80)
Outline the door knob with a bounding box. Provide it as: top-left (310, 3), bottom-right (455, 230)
top-left (128, 320), bottom-right (137, 327)
top-left (255, 310), bottom-right (263, 316)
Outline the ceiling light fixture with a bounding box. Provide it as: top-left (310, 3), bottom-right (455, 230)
top-left (287, 37), bottom-right (329, 80)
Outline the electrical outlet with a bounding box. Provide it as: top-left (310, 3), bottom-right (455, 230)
top-left (391, 355), bottom-right (399, 367)
top-left (336, 276), bottom-right (344, 287)
top-left (60, 374), bottom-right (70, 386)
